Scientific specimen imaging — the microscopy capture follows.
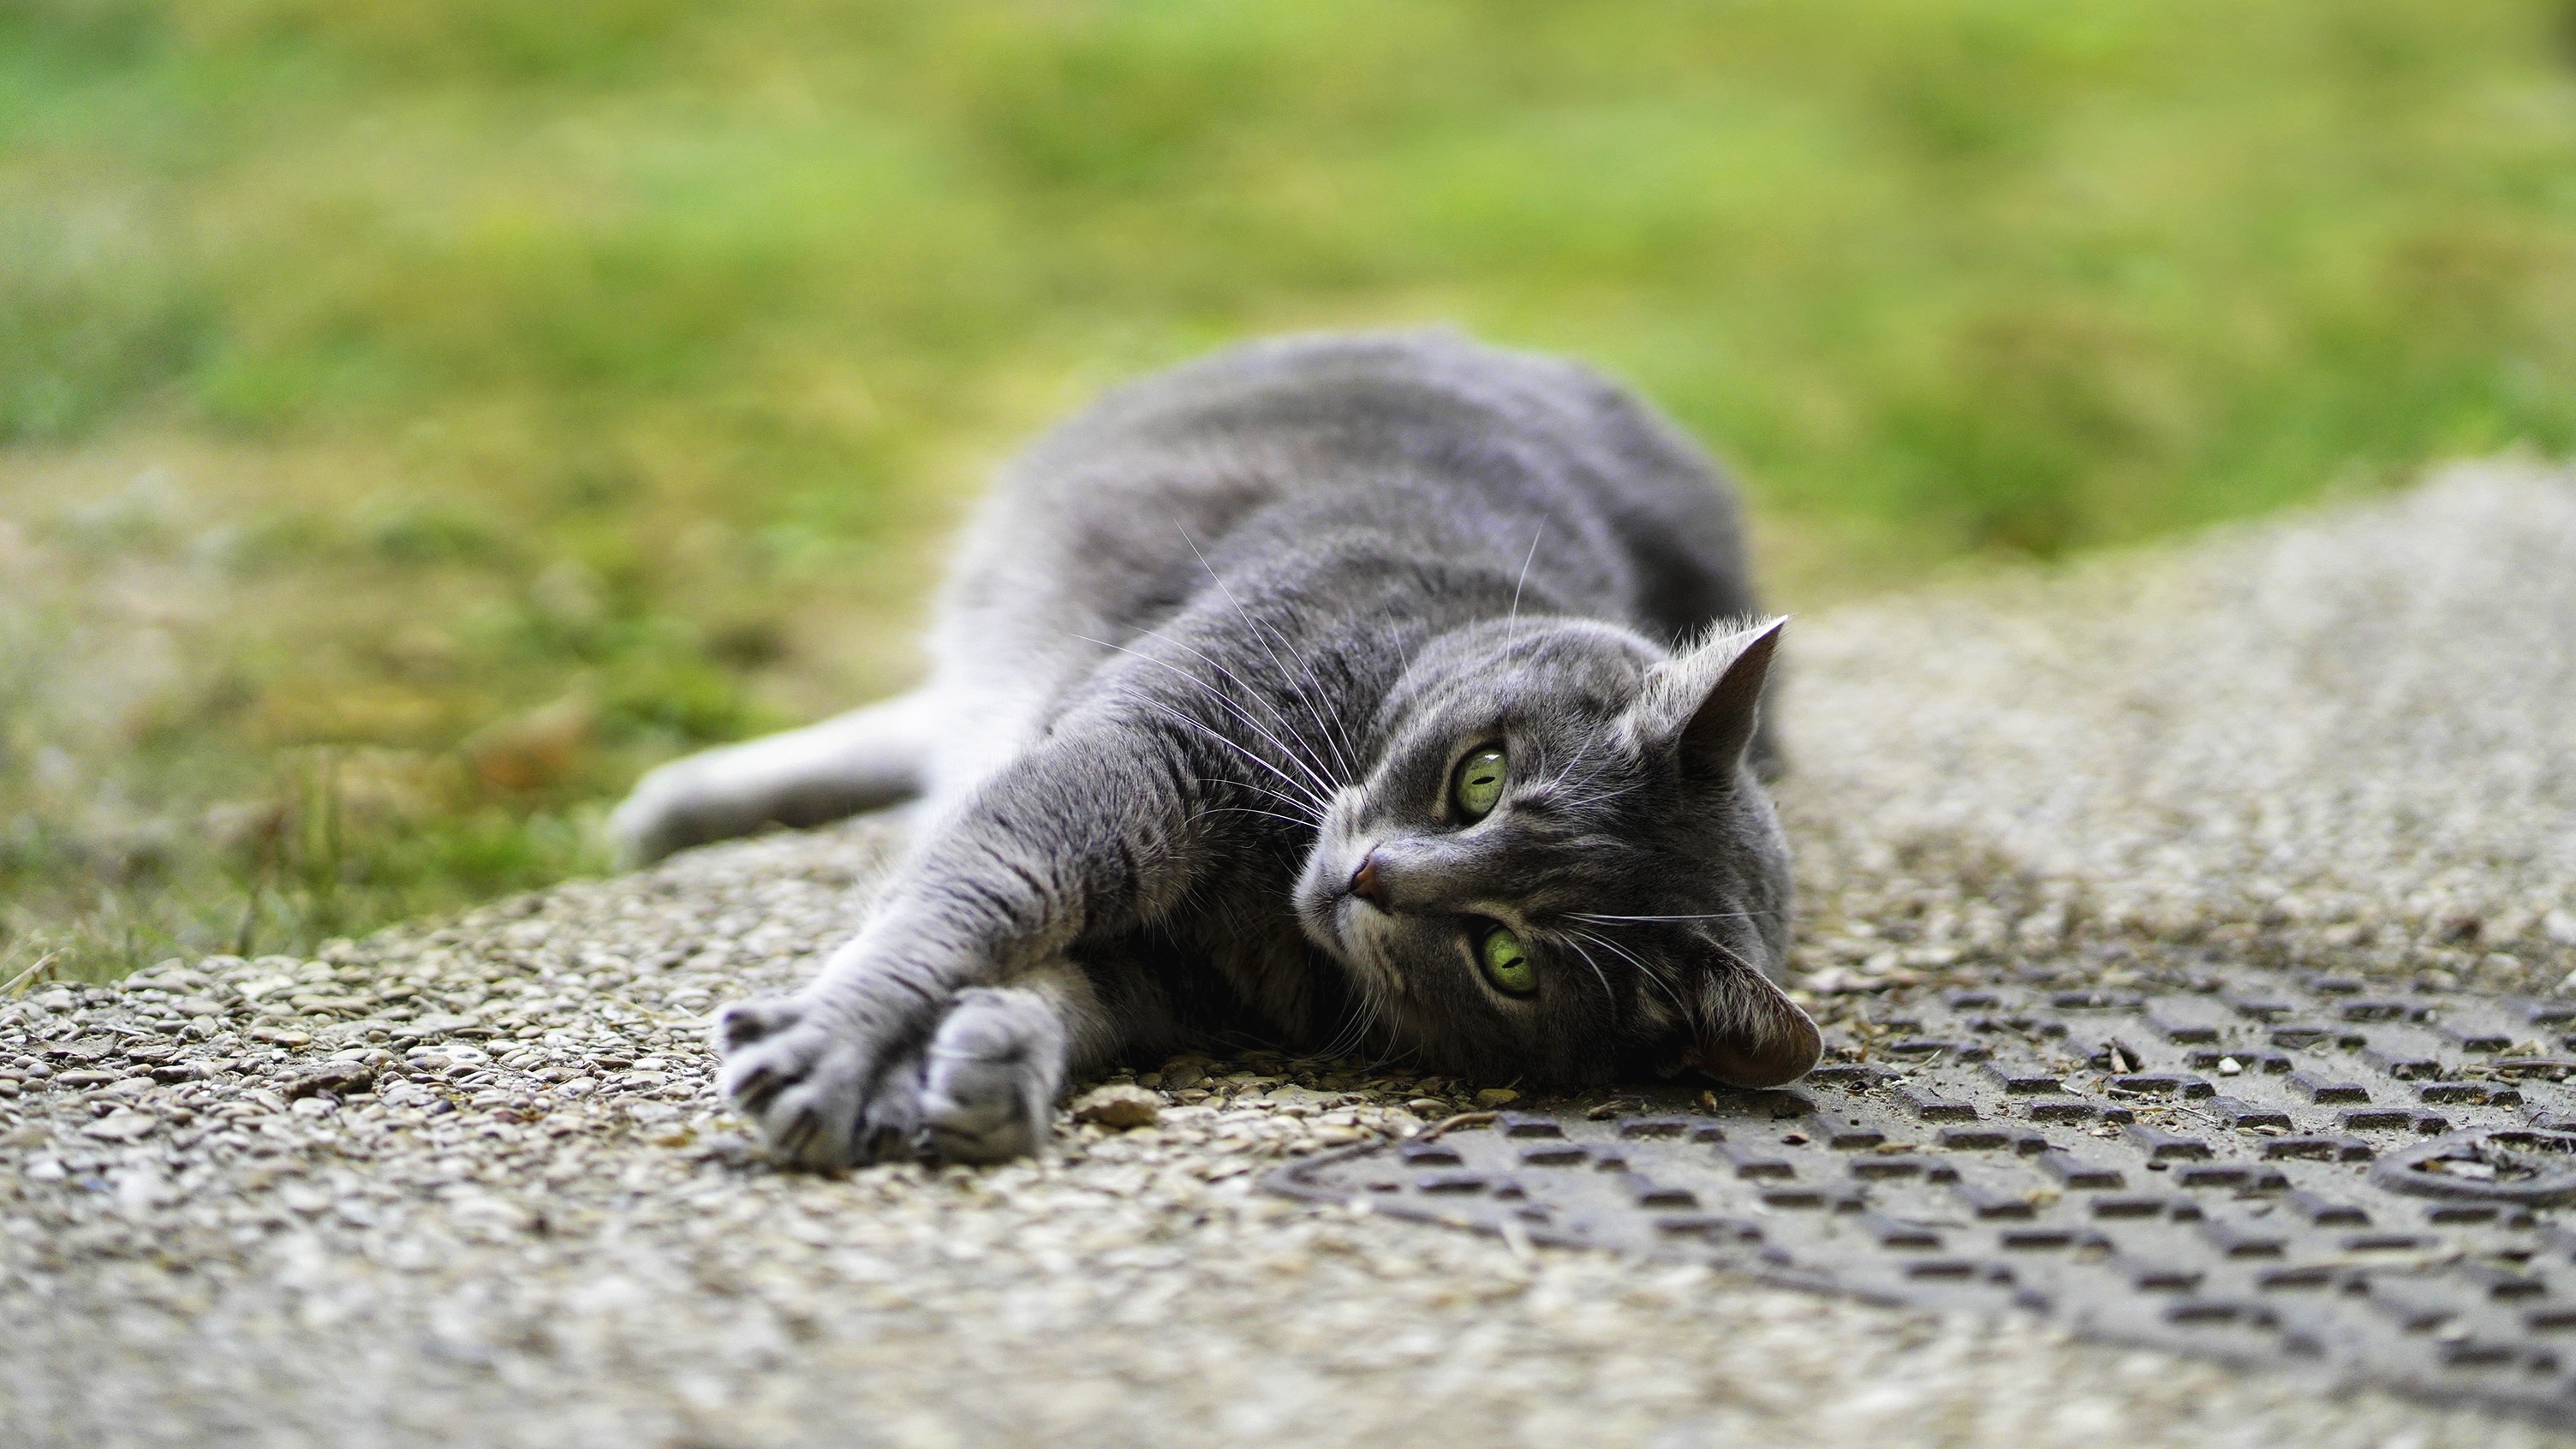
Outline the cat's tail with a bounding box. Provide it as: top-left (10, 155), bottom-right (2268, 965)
top-left (608, 689), bottom-right (942, 867)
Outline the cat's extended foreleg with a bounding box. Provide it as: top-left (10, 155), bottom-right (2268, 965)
top-left (713, 714), bottom-right (1202, 1167)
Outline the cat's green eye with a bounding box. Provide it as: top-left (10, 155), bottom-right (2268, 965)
top-left (1452, 747), bottom-right (1508, 820)
top-left (1479, 926), bottom-right (1535, 996)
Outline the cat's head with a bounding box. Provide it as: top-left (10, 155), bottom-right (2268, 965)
top-left (1293, 616), bottom-right (1815, 1088)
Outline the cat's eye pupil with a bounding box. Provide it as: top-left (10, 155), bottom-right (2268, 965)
top-left (1479, 926), bottom-right (1535, 996)
top-left (1452, 747), bottom-right (1508, 820)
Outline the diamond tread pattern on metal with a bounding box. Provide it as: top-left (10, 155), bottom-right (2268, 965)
top-left (1267, 967), bottom-right (2576, 1418)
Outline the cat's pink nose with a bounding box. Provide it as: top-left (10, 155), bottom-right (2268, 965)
top-left (1349, 854), bottom-right (1385, 908)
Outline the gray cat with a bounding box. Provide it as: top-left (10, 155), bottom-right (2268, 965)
top-left (611, 330), bottom-right (1817, 1167)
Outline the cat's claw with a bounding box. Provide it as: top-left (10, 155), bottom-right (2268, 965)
top-left (714, 995), bottom-right (902, 1169)
top-left (717, 997), bottom-right (802, 1052)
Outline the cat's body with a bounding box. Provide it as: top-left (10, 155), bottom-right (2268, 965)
top-left (615, 331), bottom-right (1818, 1166)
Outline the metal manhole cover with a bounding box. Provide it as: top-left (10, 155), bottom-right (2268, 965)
top-left (1267, 964), bottom-right (2576, 1419)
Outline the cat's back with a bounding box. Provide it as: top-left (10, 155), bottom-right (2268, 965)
top-left (1016, 328), bottom-right (1686, 496)
top-left (933, 330), bottom-right (1756, 676)
top-left (982, 328), bottom-right (1744, 579)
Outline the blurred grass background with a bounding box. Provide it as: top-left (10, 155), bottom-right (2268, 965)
top-left (7, 0), bottom-right (2576, 981)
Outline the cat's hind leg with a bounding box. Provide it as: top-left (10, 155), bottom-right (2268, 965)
top-left (609, 690), bottom-right (941, 866)
top-left (711, 691), bottom-right (1210, 1168)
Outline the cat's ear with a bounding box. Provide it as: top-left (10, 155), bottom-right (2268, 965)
top-left (1644, 617), bottom-right (1784, 784)
top-left (1683, 965), bottom-right (1821, 1088)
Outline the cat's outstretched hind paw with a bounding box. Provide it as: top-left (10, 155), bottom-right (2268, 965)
top-left (713, 994), bottom-right (926, 1169)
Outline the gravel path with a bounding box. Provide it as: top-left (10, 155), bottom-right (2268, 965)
top-left (6, 463), bottom-right (2575, 1449)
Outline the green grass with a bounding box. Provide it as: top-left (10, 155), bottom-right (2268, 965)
top-left (6, 0), bottom-right (2576, 979)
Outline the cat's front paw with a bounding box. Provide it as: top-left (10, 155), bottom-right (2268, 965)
top-left (713, 984), bottom-right (1073, 1167)
top-left (917, 987), bottom-right (1071, 1163)
top-left (714, 994), bottom-right (924, 1169)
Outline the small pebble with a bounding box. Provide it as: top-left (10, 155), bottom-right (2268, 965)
top-left (82, 1111), bottom-right (157, 1142)
top-left (1069, 1083), bottom-right (1161, 1129)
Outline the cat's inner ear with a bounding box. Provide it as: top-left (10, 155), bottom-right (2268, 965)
top-left (1680, 965), bottom-right (1822, 1088)
top-left (1649, 617), bottom-right (1785, 784)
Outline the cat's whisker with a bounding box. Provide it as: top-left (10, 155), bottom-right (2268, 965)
top-left (1174, 768), bottom-right (1309, 835)
top-left (1207, 767), bottom-right (1327, 818)
top-left (1177, 663), bottom-right (1345, 809)
top-left (1178, 762), bottom-right (1327, 822)
top-left (1190, 805), bottom-right (1320, 832)
top-left (1119, 689), bottom-right (1333, 820)
top-left (1355, 992), bottom-right (1404, 1065)
top-left (1294, 654), bottom-right (1366, 781)
top-left (1073, 630), bottom-right (1344, 808)
top-left (1280, 657), bottom-right (1363, 785)
top-left (1508, 520), bottom-right (1545, 620)
top-left (1353, 1029), bottom-right (1422, 1074)
top-left (1528, 754), bottom-right (1632, 815)
top-left (1143, 707), bottom-right (1332, 822)
top-left (1133, 624), bottom-right (1355, 802)
top-left (1350, 962), bottom-right (1398, 1054)
top-left (1557, 933), bottom-right (1622, 1010)
top-left (1197, 599), bottom-right (1362, 784)
top-left (1702, 934), bottom-right (1772, 983)
top-left (1317, 1010), bottom-right (1372, 1062)
top-left (1241, 617), bottom-right (1368, 785)
top-left (1315, 970), bottom-right (1387, 1061)
top-left (1067, 629), bottom-right (1332, 802)
top-left (1321, 935), bottom-right (1408, 1065)
top-left (1569, 926), bottom-right (1690, 1023)
top-left (1172, 528), bottom-right (1367, 785)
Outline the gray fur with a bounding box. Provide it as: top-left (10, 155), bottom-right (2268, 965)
top-left (612, 330), bottom-right (1816, 1167)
